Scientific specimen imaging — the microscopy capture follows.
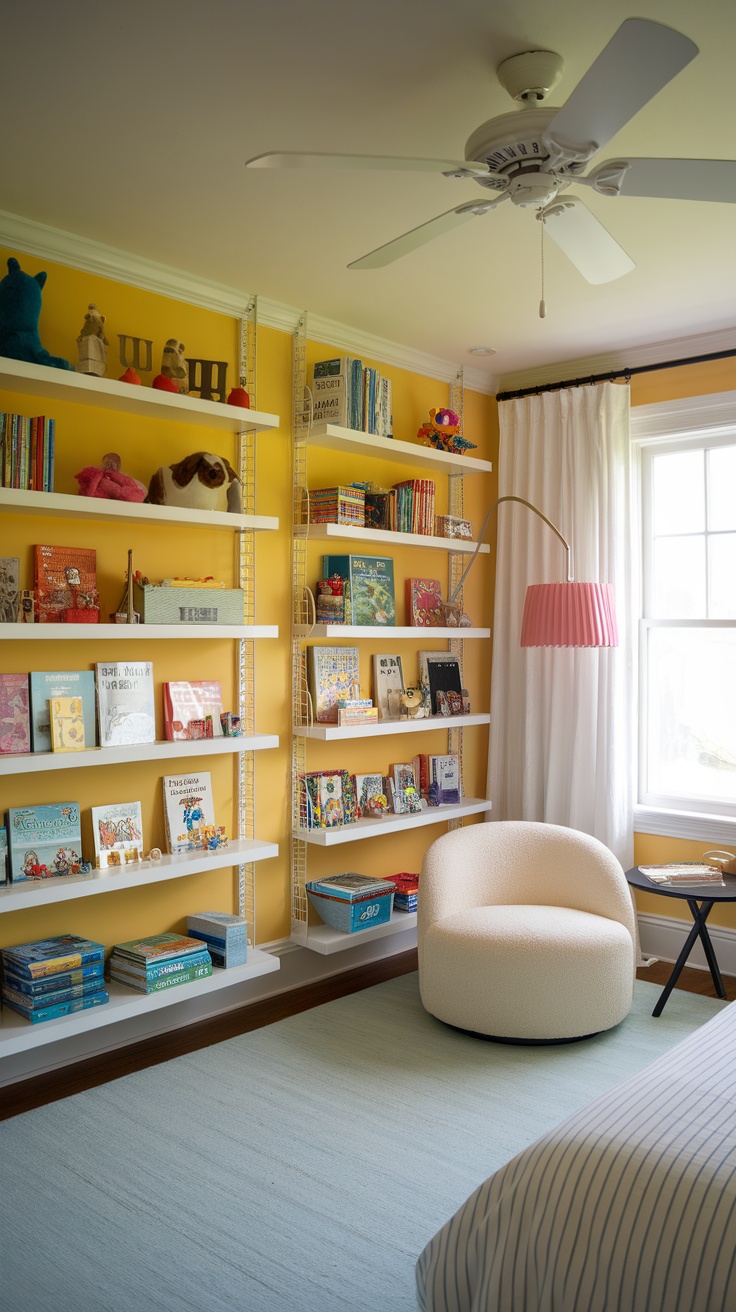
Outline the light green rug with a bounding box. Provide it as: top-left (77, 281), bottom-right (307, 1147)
top-left (0, 975), bottom-right (725, 1312)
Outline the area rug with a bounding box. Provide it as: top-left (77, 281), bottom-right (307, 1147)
top-left (0, 975), bottom-right (725, 1312)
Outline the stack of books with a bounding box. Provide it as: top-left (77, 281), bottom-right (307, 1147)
top-left (1, 412), bottom-right (55, 492)
top-left (1, 935), bottom-right (108, 1024)
top-left (392, 872), bottom-right (420, 913)
top-left (108, 933), bottom-right (213, 994)
top-left (311, 358), bottom-right (392, 437)
top-left (187, 911), bottom-right (248, 968)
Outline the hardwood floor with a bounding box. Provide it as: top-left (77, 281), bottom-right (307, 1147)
top-left (0, 950), bottom-right (731, 1121)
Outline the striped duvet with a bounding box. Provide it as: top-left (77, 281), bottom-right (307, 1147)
top-left (417, 1001), bottom-right (736, 1311)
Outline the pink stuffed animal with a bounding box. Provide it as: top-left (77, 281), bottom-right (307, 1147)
top-left (75, 452), bottom-right (147, 502)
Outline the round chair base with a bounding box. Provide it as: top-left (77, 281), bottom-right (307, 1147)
top-left (420, 903), bottom-right (634, 1042)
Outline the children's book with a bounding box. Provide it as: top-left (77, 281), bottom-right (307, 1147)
top-left (34, 544), bottom-right (97, 623)
top-left (371, 653), bottom-right (404, 720)
top-left (0, 556), bottom-right (20, 622)
top-left (354, 772), bottom-right (387, 816)
top-left (0, 673), bottom-right (30, 754)
top-left (2, 976), bottom-right (107, 1012)
top-left (418, 651), bottom-right (463, 716)
top-left (95, 662), bottom-right (156, 747)
top-left (89, 801), bottom-right (143, 868)
top-left (406, 577), bottom-right (444, 627)
top-left (49, 695), bottom-right (86, 752)
top-left (322, 554), bottom-right (396, 626)
top-left (29, 670), bottom-right (97, 751)
top-left (1, 935), bottom-right (106, 981)
top-left (162, 772), bottom-right (216, 853)
top-left (307, 646), bottom-right (360, 723)
top-left (303, 770), bottom-right (357, 828)
top-left (162, 680), bottom-right (224, 740)
top-left (6, 802), bottom-right (84, 881)
top-left (0, 824), bottom-right (7, 886)
top-left (428, 755), bottom-right (462, 806)
top-left (111, 932), bottom-right (212, 965)
top-left (2, 961), bottom-right (105, 996)
top-left (307, 873), bottom-right (395, 901)
top-left (2, 992), bottom-right (109, 1024)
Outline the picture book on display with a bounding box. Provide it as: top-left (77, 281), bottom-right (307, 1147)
top-left (1, 935), bottom-right (105, 981)
top-left (406, 577), bottom-right (444, 627)
top-left (6, 802), bottom-right (83, 882)
top-left (34, 544), bottom-right (96, 623)
top-left (371, 653), bottom-right (404, 720)
top-left (354, 772), bottom-right (386, 816)
top-left (322, 554), bottom-right (396, 626)
top-left (428, 755), bottom-right (461, 806)
top-left (307, 646), bottom-right (360, 723)
top-left (162, 772), bottom-right (216, 853)
top-left (29, 670), bottom-right (97, 751)
top-left (0, 824), bottom-right (7, 886)
top-left (49, 696), bottom-right (85, 752)
top-left (303, 770), bottom-right (357, 829)
top-left (0, 556), bottom-right (20, 622)
top-left (418, 651), bottom-right (463, 715)
top-left (0, 673), bottom-right (30, 754)
top-left (163, 680), bottom-right (224, 740)
top-left (95, 662), bottom-right (155, 747)
top-left (89, 801), bottom-right (143, 868)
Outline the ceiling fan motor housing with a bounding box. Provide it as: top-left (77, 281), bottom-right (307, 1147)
top-left (465, 107), bottom-right (584, 197)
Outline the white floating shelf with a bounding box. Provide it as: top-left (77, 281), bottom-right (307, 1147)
top-left (295, 714), bottom-right (489, 741)
top-left (0, 623), bottom-right (279, 641)
top-left (0, 486), bottom-right (278, 532)
top-left (0, 733), bottom-right (279, 776)
top-left (0, 947), bottom-right (280, 1056)
top-left (306, 522), bottom-right (489, 555)
top-left (301, 911), bottom-right (418, 955)
top-left (296, 798), bottom-right (491, 845)
top-left (295, 624), bottom-right (490, 640)
top-left (0, 837), bottom-right (279, 913)
top-left (309, 422), bottom-right (493, 475)
top-left (0, 356), bottom-right (280, 432)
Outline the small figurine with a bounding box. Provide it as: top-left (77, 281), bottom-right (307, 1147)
top-left (161, 338), bottom-right (188, 394)
top-left (76, 303), bottom-right (108, 376)
top-left (417, 407), bottom-right (477, 456)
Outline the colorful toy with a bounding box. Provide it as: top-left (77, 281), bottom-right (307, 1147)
top-left (0, 257), bottom-right (73, 370)
top-left (75, 452), bottom-right (148, 502)
top-left (146, 451), bottom-right (243, 513)
top-left (76, 303), bottom-right (108, 376)
top-left (417, 407), bottom-right (477, 456)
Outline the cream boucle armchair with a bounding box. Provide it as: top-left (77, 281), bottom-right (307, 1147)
top-left (418, 821), bottom-right (636, 1042)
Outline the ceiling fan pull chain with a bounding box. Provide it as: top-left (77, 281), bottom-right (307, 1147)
top-left (539, 213), bottom-right (547, 319)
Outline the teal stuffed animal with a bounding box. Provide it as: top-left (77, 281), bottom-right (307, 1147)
top-left (0, 257), bottom-right (73, 370)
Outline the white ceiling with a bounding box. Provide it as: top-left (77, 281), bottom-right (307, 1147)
top-left (3, 1), bottom-right (736, 391)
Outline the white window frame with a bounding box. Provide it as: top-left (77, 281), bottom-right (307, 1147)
top-left (631, 389), bottom-right (736, 844)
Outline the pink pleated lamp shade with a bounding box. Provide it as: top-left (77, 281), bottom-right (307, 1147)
top-left (520, 581), bottom-right (618, 648)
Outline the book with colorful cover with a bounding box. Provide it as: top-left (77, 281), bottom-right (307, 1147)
top-left (162, 680), bottom-right (224, 740)
top-left (371, 653), bottom-right (404, 720)
top-left (2, 961), bottom-right (105, 996)
top-left (162, 772), bottom-right (216, 853)
top-left (6, 802), bottom-right (83, 882)
top-left (109, 959), bottom-right (212, 993)
top-left (0, 556), bottom-right (20, 622)
top-left (95, 661), bottom-right (155, 747)
top-left (89, 801), bottom-right (143, 868)
top-left (34, 544), bottom-right (97, 623)
top-left (418, 651), bottom-right (463, 716)
top-left (108, 948), bottom-right (211, 980)
top-left (0, 673), bottom-right (30, 755)
top-left (111, 932), bottom-right (212, 965)
top-left (406, 577), bottom-right (444, 627)
top-left (49, 695), bottom-right (86, 752)
top-left (428, 754), bottom-right (461, 806)
top-left (307, 873), bottom-right (396, 901)
top-left (0, 824), bottom-right (7, 886)
top-left (323, 554), bottom-right (395, 626)
top-left (29, 670), bottom-right (98, 752)
top-left (354, 772), bottom-right (387, 816)
top-left (2, 976), bottom-right (108, 1012)
top-left (1, 935), bottom-right (106, 981)
top-left (2, 992), bottom-right (109, 1024)
top-left (307, 646), bottom-right (360, 723)
top-left (303, 770), bottom-right (357, 829)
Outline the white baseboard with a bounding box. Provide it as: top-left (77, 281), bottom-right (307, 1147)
top-left (0, 927), bottom-right (417, 1089)
top-left (637, 910), bottom-right (736, 977)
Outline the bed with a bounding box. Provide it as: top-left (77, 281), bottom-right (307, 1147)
top-left (416, 1000), bottom-right (736, 1311)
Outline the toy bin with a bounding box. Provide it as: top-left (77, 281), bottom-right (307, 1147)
top-left (306, 884), bottom-right (394, 933)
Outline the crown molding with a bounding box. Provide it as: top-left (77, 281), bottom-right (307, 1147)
top-left (0, 210), bottom-right (494, 394)
top-left (496, 326), bottom-right (736, 396)
top-left (631, 388), bottom-right (736, 440)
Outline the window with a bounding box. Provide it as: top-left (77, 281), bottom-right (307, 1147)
top-left (634, 392), bottom-right (736, 837)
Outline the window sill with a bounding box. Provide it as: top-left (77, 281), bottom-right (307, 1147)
top-left (634, 805), bottom-right (736, 845)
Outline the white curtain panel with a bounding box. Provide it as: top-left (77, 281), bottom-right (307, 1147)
top-left (487, 382), bottom-right (633, 867)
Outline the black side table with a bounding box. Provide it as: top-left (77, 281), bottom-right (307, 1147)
top-left (626, 866), bottom-right (736, 1017)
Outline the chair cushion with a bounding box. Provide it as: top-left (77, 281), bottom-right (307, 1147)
top-left (419, 904), bottom-right (634, 1041)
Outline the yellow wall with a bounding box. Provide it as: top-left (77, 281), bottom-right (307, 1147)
top-left (631, 356), bottom-right (736, 930)
top-left (0, 246), bottom-right (496, 957)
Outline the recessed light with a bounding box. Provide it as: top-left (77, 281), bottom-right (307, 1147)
top-left (467, 346), bottom-right (497, 356)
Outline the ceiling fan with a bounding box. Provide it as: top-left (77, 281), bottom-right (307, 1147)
top-left (246, 18), bottom-right (736, 286)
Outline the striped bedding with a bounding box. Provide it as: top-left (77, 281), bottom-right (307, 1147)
top-left (416, 1001), bottom-right (736, 1312)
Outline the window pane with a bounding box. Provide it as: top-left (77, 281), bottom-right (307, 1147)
top-left (645, 627), bottom-right (736, 808)
top-left (652, 536), bottom-right (705, 617)
top-left (709, 534), bottom-right (736, 619)
top-left (652, 449), bottom-right (704, 535)
top-left (708, 446), bottom-right (736, 531)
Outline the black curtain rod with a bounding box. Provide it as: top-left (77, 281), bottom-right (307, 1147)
top-left (496, 346), bottom-right (736, 403)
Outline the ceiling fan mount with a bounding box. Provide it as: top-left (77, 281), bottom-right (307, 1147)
top-left (495, 49), bottom-right (565, 103)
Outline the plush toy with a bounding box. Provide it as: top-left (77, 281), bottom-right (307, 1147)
top-left (146, 451), bottom-right (243, 513)
top-left (0, 257), bottom-right (73, 370)
top-left (76, 303), bottom-right (108, 376)
top-left (75, 452), bottom-right (148, 502)
top-left (161, 338), bottom-right (188, 394)
top-left (417, 407), bottom-right (477, 455)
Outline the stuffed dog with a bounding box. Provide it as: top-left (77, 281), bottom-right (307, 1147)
top-left (146, 452), bottom-right (242, 513)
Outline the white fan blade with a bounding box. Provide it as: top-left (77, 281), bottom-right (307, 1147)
top-left (586, 157), bottom-right (736, 203)
top-left (347, 199), bottom-right (504, 270)
top-left (246, 151), bottom-right (489, 177)
top-left (545, 19), bottom-right (698, 160)
top-left (540, 198), bottom-right (635, 284)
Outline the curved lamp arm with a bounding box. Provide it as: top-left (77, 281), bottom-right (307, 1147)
top-left (448, 495), bottom-right (573, 604)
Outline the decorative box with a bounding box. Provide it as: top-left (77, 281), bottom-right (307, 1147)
top-left (306, 883), bottom-right (395, 933)
top-left (435, 514), bottom-right (473, 540)
top-left (187, 911), bottom-right (248, 968)
top-left (133, 582), bottom-right (245, 625)
top-left (309, 485), bottom-right (365, 527)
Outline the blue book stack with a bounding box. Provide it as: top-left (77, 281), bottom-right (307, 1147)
top-left (187, 911), bottom-right (248, 968)
top-left (108, 933), bottom-right (212, 994)
top-left (1, 935), bottom-right (109, 1023)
